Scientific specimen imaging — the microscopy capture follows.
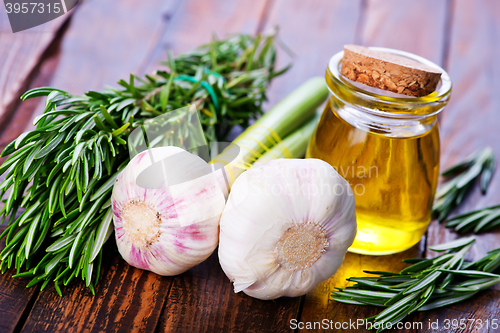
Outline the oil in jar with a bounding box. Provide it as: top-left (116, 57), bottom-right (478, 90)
top-left (307, 102), bottom-right (440, 255)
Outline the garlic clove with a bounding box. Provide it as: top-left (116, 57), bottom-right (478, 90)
top-left (112, 146), bottom-right (225, 276)
top-left (218, 158), bottom-right (357, 300)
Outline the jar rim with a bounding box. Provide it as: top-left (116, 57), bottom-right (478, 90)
top-left (327, 47), bottom-right (452, 114)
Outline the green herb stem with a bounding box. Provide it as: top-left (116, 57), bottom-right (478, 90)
top-left (224, 78), bottom-right (327, 169)
top-left (446, 205), bottom-right (500, 234)
top-left (253, 111), bottom-right (320, 166)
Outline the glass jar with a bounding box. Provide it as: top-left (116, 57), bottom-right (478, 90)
top-left (307, 48), bottom-right (452, 255)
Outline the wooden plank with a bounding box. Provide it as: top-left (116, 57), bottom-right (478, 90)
top-left (359, 0), bottom-right (449, 65)
top-left (0, 18), bottom-right (69, 157)
top-left (2, 1), bottom-right (179, 331)
top-left (142, 0), bottom-right (271, 74)
top-left (0, 226), bottom-right (38, 333)
top-left (0, 9), bottom-right (70, 131)
top-left (21, 251), bottom-right (173, 333)
top-left (5, 0), bottom-right (180, 141)
top-left (263, 0), bottom-right (363, 107)
top-left (292, 1), bottom-right (449, 331)
top-left (426, 0), bottom-right (500, 285)
top-left (36, 0), bottom-right (178, 96)
top-left (160, 251), bottom-right (300, 332)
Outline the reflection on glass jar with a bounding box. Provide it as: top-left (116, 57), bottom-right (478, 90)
top-left (307, 48), bottom-right (452, 255)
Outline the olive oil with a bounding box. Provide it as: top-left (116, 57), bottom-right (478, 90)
top-left (307, 102), bottom-right (440, 255)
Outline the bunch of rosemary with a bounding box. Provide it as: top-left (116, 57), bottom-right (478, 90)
top-left (332, 237), bottom-right (500, 332)
top-left (0, 33), bottom-right (286, 294)
top-left (433, 147), bottom-right (495, 221)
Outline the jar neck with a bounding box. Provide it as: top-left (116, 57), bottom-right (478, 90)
top-left (328, 86), bottom-right (441, 138)
top-left (326, 47), bottom-right (452, 138)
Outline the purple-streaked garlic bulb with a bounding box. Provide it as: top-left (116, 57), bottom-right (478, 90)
top-left (112, 146), bottom-right (226, 275)
top-left (218, 158), bottom-right (357, 300)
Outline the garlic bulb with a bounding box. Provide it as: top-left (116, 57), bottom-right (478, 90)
top-left (218, 159), bottom-right (357, 300)
top-left (112, 146), bottom-right (226, 276)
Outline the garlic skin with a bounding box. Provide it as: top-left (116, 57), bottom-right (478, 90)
top-left (112, 146), bottom-right (226, 276)
top-left (218, 159), bottom-right (357, 300)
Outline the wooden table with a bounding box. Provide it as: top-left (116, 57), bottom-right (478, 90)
top-left (1, 0), bottom-right (499, 332)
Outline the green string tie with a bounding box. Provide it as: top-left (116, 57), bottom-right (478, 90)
top-left (174, 75), bottom-right (220, 113)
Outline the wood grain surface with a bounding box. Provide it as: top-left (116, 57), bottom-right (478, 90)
top-left (23, 0), bottom-right (180, 120)
top-left (0, 8), bottom-right (70, 132)
top-left (142, 0), bottom-right (270, 75)
top-left (0, 0), bottom-right (499, 332)
top-left (360, 0), bottom-right (450, 65)
top-left (426, 0), bottom-right (500, 292)
top-left (21, 250), bottom-right (173, 333)
top-left (262, 0), bottom-right (363, 108)
top-left (159, 251), bottom-right (301, 333)
top-left (0, 226), bottom-right (37, 333)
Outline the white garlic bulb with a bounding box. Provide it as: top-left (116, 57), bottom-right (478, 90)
top-left (218, 159), bottom-right (357, 300)
top-left (112, 146), bottom-right (226, 276)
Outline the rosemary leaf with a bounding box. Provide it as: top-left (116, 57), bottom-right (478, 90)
top-left (433, 147), bottom-right (495, 221)
top-left (332, 238), bottom-right (500, 332)
top-left (445, 205), bottom-right (500, 234)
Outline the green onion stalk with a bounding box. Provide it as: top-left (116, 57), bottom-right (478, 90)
top-left (214, 77), bottom-right (327, 182)
top-left (253, 111), bottom-right (321, 167)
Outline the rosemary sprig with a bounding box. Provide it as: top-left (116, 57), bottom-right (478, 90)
top-left (0, 33), bottom-right (286, 293)
top-left (433, 147), bottom-right (495, 221)
top-left (445, 205), bottom-right (500, 234)
top-left (332, 237), bottom-right (500, 332)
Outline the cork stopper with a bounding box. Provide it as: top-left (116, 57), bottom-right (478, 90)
top-left (341, 45), bottom-right (442, 97)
